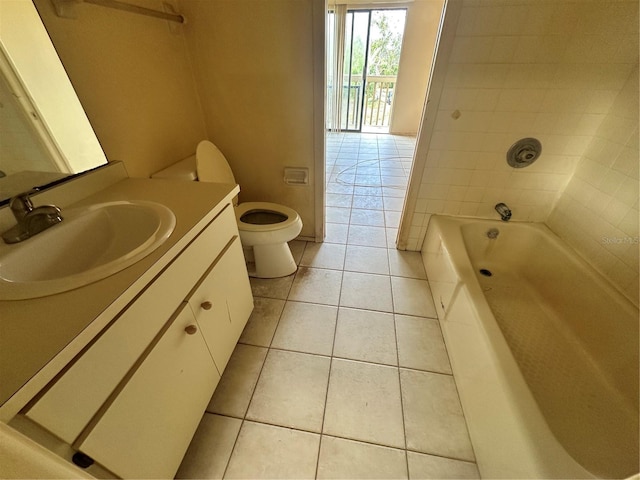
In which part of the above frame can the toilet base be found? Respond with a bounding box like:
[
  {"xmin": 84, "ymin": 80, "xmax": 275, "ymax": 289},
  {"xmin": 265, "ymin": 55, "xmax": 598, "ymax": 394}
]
[{"xmin": 246, "ymin": 242, "xmax": 297, "ymax": 278}]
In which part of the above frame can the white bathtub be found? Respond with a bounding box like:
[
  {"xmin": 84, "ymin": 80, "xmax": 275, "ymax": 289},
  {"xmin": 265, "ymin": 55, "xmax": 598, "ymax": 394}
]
[{"xmin": 422, "ymin": 215, "xmax": 639, "ymax": 479}]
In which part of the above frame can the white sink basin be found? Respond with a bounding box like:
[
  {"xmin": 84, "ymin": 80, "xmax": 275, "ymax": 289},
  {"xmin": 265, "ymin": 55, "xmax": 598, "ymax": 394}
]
[{"xmin": 0, "ymin": 201, "xmax": 176, "ymax": 300}]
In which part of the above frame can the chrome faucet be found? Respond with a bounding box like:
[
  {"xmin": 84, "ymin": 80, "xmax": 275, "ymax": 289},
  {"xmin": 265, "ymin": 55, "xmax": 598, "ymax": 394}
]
[
  {"xmin": 2, "ymin": 191, "xmax": 63, "ymax": 244},
  {"xmin": 495, "ymin": 202, "xmax": 512, "ymax": 221}
]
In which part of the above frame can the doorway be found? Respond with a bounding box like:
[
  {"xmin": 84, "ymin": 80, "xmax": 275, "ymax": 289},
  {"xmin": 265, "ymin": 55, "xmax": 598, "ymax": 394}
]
[{"xmin": 327, "ymin": 8, "xmax": 407, "ymax": 133}]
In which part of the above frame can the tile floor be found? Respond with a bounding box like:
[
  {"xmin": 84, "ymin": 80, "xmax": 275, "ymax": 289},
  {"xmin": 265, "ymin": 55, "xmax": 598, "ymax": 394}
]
[{"xmin": 176, "ymin": 133, "xmax": 480, "ymax": 479}]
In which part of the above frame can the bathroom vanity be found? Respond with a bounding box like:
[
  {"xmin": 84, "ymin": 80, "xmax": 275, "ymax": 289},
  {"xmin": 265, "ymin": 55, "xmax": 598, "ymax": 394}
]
[{"xmin": 0, "ymin": 163, "xmax": 254, "ymax": 478}]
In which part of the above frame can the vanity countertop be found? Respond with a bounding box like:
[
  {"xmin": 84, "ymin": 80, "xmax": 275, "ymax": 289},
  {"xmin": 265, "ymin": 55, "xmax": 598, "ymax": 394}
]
[{"xmin": 0, "ymin": 177, "xmax": 239, "ymax": 418}]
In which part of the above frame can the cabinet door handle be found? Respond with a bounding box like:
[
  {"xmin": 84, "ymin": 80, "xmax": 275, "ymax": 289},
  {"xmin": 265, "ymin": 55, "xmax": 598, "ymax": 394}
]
[
  {"xmin": 200, "ymin": 301, "xmax": 213, "ymax": 310},
  {"xmin": 184, "ymin": 325, "xmax": 198, "ymax": 335}
]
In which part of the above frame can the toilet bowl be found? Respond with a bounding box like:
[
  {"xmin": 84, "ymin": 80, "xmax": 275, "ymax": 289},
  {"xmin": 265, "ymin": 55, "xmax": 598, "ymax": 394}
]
[
  {"xmin": 234, "ymin": 202, "xmax": 302, "ymax": 278},
  {"xmin": 152, "ymin": 141, "xmax": 302, "ymax": 278}
]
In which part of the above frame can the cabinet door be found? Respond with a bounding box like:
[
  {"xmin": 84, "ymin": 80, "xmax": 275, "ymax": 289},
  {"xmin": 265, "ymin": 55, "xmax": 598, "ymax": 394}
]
[
  {"xmin": 78, "ymin": 303, "xmax": 219, "ymax": 479},
  {"xmin": 224, "ymin": 237, "xmax": 254, "ymax": 340},
  {"xmin": 188, "ymin": 236, "xmax": 253, "ymax": 374},
  {"xmin": 25, "ymin": 205, "xmax": 237, "ymax": 445}
]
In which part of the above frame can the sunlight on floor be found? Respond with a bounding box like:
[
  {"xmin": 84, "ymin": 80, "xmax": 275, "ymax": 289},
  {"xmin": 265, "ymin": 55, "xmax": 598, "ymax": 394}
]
[{"xmin": 175, "ymin": 133, "xmax": 480, "ymax": 480}]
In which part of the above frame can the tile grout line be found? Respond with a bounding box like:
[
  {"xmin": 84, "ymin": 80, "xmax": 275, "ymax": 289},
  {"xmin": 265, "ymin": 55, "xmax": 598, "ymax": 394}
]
[
  {"xmin": 211, "ymin": 411, "xmax": 479, "ymax": 468},
  {"xmin": 313, "ymin": 244, "xmax": 344, "ymax": 479},
  {"xmin": 299, "ymin": 238, "xmax": 334, "ymax": 480},
  {"xmin": 390, "ymin": 269, "xmax": 411, "ymax": 479},
  {"xmin": 220, "ymin": 251, "xmax": 307, "ymax": 479},
  {"xmin": 219, "ymin": 133, "xmax": 419, "ymax": 478},
  {"xmin": 313, "ymin": 300, "xmax": 340, "ymax": 479}
]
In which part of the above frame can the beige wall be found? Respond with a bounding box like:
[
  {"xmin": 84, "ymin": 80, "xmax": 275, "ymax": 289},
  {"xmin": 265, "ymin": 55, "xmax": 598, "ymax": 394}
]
[
  {"xmin": 179, "ymin": 0, "xmax": 320, "ymax": 238},
  {"xmin": 548, "ymin": 66, "xmax": 639, "ymax": 306},
  {"xmin": 401, "ymin": 0, "xmax": 638, "ymax": 251},
  {"xmin": 390, "ymin": 0, "xmax": 443, "ymax": 135},
  {"xmin": 34, "ymin": 0, "xmax": 207, "ymax": 178},
  {"xmin": 35, "ymin": 0, "xmax": 321, "ymax": 237}
]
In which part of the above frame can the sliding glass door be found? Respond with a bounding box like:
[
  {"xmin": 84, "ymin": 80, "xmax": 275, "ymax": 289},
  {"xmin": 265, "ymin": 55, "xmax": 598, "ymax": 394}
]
[
  {"xmin": 341, "ymin": 10, "xmax": 370, "ymax": 131},
  {"xmin": 327, "ymin": 8, "xmax": 407, "ymax": 133}
]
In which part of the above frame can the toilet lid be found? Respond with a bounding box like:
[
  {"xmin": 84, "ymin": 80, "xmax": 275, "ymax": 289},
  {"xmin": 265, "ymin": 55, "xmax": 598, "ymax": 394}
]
[
  {"xmin": 196, "ymin": 140, "xmax": 236, "ymax": 184},
  {"xmin": 235, "ymin": 202, "xmax": 301, "ymax": 233}
]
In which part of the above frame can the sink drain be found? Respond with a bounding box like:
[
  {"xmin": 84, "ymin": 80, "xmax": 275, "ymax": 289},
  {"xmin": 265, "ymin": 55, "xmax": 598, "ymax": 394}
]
[{"xmin": 479, "ymin": 269, "xmax": 492, "ymax": 277}]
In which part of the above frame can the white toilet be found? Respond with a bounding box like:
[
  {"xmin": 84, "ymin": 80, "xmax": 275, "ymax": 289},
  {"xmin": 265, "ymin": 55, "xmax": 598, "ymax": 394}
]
[{"xmin": 152, "ymin": 141, "xmax": 302, "ymax": 278}]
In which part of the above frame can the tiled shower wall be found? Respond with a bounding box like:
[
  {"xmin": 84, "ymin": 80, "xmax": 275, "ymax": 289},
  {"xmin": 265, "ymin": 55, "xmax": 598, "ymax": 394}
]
[
  {"xmin": 548, "ymin": 66, "xmax": 639, "ymax": 306},
  {"xmin": 404, "ymin": 0, "xmax": 639, "ymax": 251}
]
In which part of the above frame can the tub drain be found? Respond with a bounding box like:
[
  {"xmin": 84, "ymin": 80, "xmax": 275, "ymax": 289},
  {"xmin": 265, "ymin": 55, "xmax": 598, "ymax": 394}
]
[{"xmin": 479, "ymin": 269, "xmax": 492, "ymax": 277}]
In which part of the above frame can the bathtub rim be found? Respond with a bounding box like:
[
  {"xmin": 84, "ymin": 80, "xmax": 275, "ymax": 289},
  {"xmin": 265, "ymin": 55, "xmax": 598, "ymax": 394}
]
[{"xmin": 420, "ymin": 215, "xmax": 637, "ymax": 479}]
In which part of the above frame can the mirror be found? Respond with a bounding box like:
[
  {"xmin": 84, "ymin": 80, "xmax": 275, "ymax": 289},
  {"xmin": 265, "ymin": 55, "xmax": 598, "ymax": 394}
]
[{"xmin": 0, "ymin": 0, "xmax": 107, "ymax": 205}]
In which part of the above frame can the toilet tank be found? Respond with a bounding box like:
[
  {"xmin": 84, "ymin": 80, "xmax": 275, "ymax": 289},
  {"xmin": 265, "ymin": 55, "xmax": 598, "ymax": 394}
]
[{"xmin": 151, "ymin": 155, "xmax": 197, "ymax": 181}]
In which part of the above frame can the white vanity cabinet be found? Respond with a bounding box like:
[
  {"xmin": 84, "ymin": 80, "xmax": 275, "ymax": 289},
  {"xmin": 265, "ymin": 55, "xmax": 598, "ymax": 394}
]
[
  {"xmin": 77, "ymin": 302, "xmax": 219, "ymax": 479},
  {"xmin": 189, "ymin": 236, "xmax": 254, "ymax": 373},
  {"xmin": 18, "ymin": 201, "xmax": 254, "ymax": 479}
]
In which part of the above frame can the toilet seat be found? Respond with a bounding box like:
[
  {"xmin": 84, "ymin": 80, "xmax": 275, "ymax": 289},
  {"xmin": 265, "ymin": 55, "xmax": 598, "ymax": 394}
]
[
  {"xmin": 154, "ymin": 140, "xmax": 303, "ymax": 277},
  {"xmin": 235, "ymin": 202, "xmax": 301, "ymax": 233}
]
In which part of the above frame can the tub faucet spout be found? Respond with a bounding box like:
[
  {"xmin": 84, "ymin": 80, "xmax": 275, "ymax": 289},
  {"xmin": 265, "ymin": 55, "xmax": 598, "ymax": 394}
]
[{"xmin": 495, "ymin": 203, "xmax": 512, "ymax": 221}]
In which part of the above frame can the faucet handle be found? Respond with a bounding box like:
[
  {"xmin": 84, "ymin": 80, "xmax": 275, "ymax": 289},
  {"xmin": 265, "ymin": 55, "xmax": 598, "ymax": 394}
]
[
  {"xmin": 9, "ymin": 189, "xmax": 38, "ymax": 220},
  {"xmin": 494, "ymin": 202, "xmax": 512, "ymax": 221}
]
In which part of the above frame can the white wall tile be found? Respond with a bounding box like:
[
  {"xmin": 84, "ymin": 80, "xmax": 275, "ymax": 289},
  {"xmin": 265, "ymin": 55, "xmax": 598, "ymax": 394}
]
[
  {"xmin": 406, "ymin": 1, "xmax": 638, "ymax": 308},
  {"xmin": 548, "ymin": 65, "xmax": 639, "ymax": 306}
]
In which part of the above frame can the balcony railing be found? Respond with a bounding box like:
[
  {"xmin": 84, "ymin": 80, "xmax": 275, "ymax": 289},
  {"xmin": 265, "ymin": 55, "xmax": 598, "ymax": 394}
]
[
  {"xmin": 362, "ymin": 75, "xmax": 397, "ymax": 129},
  {"xmin": 332, "ymin": 75, "xmax": 397, "ymax": 131}
]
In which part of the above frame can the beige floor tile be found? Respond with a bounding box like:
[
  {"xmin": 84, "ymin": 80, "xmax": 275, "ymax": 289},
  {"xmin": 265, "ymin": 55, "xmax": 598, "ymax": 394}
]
[
  {"xmin": 246, "ymin": 350, "xmax": 330, "ymax": 432},
  {"xmin": 176, "ymin": 414, "xmax": 241, "ymax": 479},
  {"xmin": 350, "ymin": 208, "xmax": 386, "ymax": 227},
  {"xmin": 355, "ymin": 174, "xmax": 381, "ymax": 187},
  {"xmin": 239, "ymin": 297, "xmax": 285, "ymax": 347},
  {"xmin": 407, "ymin": 451, "xmax": 480, "ymax": 479},
  {"xmin": 288, "ymin": 267, "xmax": 343, "ymax": 306},
  {"xmin": 354, "ymin": 186, "xmax": 383, "ymax": 197},
  {"xmin": 387, "ymin": 227, "xmax": 399, "ymax": 247},
  {"xmin": 383, "ymin": 196, "xmax": 405, "ymax": 212},
  {"xmin": 378, "ymin": 159, "xmax": 402, "ymax": 168},
  {"xmin": 300, "ymin": 242, "xmax": 346, "ymax": 270},
  {"xmin": 207, "ymin": 344, "xmax": 268, "ymax": 418},
  {"xmin": 385, "ymin": 210, "xmax": 402, "ymax": 228},
  {"xmin": 391, "ymin": 277, "xmax": 437, "ymax": 317},
  {"xmin": 327, "ymin": 193, "xmax": 353, "ymax": 208},
  {"xmin": 271, "ymin": 301, "xmax": 337, "ymax": 356},
  {"xmin": 334, "ymin": 308, "xmax": 397, "ymax": 365},
  {"xmin": 382, "ymin": 176, "xmax": 407, "ymax": 189},
  {"xmin": 325, "ymin": 222, "xmax": 349, "ymax": 244},
  {"xmin": 348, "ymin": 225, "xmax": 387, "ymax": 247},
  {"xmin": 400, "ymin": 369, "xmax": 475, "ymax": 461},
  {"xmin": 289, "ymin": 240, "xmax": 307, "ymax": 265},
  {"xmin": 396, "ymin": 315, "xmax": 452, "ymax": 374},
  {"xmin": 326, "ymin": 182, "xmax": 354, "ymax": 195},
  {"xmin": 383, "ymin": 186, "xmax": 406, "ymax": 198},
  {"xmin": 356, "ymin": 165, "xmax": 379, "ymax": 175},
  {"xmin": 388, "ymin": 249, "xmax": 427, "ymax": 279},
  {"xmin": 250, "ymin": 274, "xmax": 294, "ymax": 300},
  {"xmin": 324, "ymin": 359, "xmax": 405, "ymax": 448},
  {"xmin": 326, "ymin": 206, "xmax": 352, "ymax": 224},
  {"xmin": 317, "ymin": 436, "xmax": 408, "ymax": 479},
  {"xmin": 224, "ymin": 421, "xmax": 320, "ymax": 479},
  {"xmin": 340, "ymin": 271, "xmax": 393, "ymax": 312},
  {"xmin": 352, "ymin": 195, "xmax": 384, "ymax": 210},
  {"xmin": 380, "ymin": 167, "xmax": 405, "ymax": 177},
  {"xmin": 344, "ymin": 245, "xmax": 390, "ymax": 275}
]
